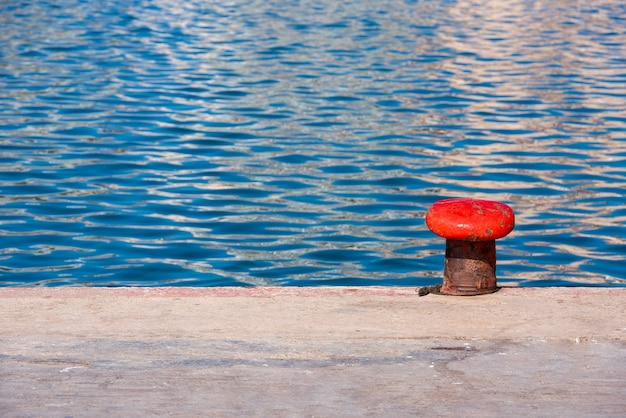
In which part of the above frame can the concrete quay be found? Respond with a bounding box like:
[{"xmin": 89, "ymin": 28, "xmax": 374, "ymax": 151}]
[{"xmin": 1, "ymin": 286, "xmax": 625, "ymax": 417}]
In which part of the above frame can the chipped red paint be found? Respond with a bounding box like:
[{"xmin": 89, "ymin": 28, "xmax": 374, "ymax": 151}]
[
  {"xmin": 425, "ymin": 198, "xmax": 515, "ymax": 296},
  {"xmin": 425, "ymin": 198, "xmax": 514, "ymax": 241}
]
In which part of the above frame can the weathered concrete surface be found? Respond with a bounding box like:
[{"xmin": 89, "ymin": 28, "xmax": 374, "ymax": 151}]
[{"xmin": 1, "ymin": 286, "xmax": 625, "ymax": 417}]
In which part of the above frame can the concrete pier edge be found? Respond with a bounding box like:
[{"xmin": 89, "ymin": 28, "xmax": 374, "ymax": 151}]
[{"xmin": 1, "ymin": 286, "xmax": 625, "ymax": 417}]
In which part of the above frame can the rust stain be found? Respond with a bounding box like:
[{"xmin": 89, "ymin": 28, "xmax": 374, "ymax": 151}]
[
  {"xmin": 471, "ymin": 202, "xmax": 484, "ymax": 215},
  {"xmin": 495, "ymin": 203, "xmax": 511, "ymax": 217}
]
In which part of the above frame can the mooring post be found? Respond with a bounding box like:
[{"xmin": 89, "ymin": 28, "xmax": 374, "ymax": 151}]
[{"xmin": 425, "ymin": 198, "xmax": 515, "ymax": 296}]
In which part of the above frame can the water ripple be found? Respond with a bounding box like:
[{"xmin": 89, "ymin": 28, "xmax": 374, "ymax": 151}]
[{"xmin": 0, "ymin": 0, "xmax": 625, "ymax": 287}]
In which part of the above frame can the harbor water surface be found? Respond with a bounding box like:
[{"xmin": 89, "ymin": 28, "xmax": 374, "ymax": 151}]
[{"xmin": 1, "ymin": 0, "xmax": 625, "ymax": 287}]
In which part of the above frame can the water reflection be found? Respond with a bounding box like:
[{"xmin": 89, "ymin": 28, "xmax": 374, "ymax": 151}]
[
  {"xmin": 0, "ymin": 0, "xmax": 625, "ymax": 286},
  {"xmin": 433, "ymin": 0, "xmax": 626, "ymax": 285}
]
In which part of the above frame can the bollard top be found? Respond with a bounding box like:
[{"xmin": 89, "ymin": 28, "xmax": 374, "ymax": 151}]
[{"xmin": 425, "ymin": 198, "xmax": 515, "ymax": 241}]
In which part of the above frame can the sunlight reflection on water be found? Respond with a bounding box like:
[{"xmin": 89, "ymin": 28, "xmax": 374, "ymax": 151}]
[{"xmin": 0, "ymin": 0, "xmax": 625, "ymax": 287}]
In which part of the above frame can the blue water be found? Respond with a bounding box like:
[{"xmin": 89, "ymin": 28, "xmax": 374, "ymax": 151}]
[{"xmin": 1, "ymin": 0, "xmax": 625, "ymax": 287}]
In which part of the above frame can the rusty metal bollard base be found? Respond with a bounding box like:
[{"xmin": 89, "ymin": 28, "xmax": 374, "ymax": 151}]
[{"xmin": 440, "ymin": 239, "xmax": 499, "ymax": 296}]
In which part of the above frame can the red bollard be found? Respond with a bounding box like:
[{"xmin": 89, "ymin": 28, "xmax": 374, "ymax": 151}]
[{"xmin": 425, "ymin": 198, "xmax": 515, "ymax": 296}]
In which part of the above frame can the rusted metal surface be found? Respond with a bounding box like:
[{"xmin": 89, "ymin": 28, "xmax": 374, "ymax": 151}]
[{"xmin": 440, "ymin": 239, "xmax": 499, "ymax": 295}]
